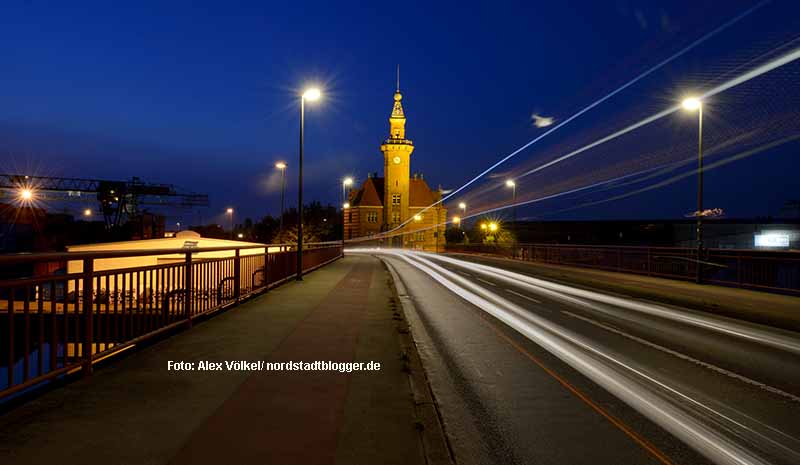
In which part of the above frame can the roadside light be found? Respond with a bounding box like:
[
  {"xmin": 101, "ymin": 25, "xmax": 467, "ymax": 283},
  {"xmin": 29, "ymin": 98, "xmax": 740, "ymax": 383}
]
[
  {"xmin": 505, "ymin": 179, "xmax": 515, "ymax": 187},
  {"xmin": 414, "ymin": 214, "xmax": 422, "ymax": 221},
  {"xmin": 237, "ymin": 233, "xmax": 244, "ymax": 239},
  {"xmin": 682, "ymin": 97, "xmax": 701, "ymax": 111},
  {"xmin": 303, "ymin": 88, "xmax": 321, "ymax": 101},
  {"xmin": 83, "ymin": 209, "xmax": 92, "ymax": 217},
  {"xmin": 343, "ymin": 202, "xmax": 350, "ymax": 209},
  {"xmin": 19, "ymin": 188, "xmax": 33, "ymax": 201},
  {"xmin": 489, "ymin": 222, "xmax": 498, "ymax": 232},
  {"xmin": 452, "ymin": 216, "xmax": 461, "ymax": 224},
  {"xmin": 480, "ymin": 223, "xmax": 487, "ymax": 230},
  {"xmin": 275, "ymin": 161, "xmax": 287, "ymax": 170}
]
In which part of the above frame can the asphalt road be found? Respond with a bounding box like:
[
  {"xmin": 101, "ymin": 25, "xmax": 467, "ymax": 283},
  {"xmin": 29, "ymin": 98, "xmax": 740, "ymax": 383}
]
[{"xmin": 353, "ymin": 249, "xmax": 800, "ymax": 465}]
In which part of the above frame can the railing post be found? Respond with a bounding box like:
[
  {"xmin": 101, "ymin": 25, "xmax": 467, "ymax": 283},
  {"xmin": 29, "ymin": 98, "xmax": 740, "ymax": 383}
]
[
  {"xmin": 82, "ymin": 258, "xmax": 94, "ymax": 376},
  {"xmin": 234, "ymin": 249, "xmax": 241, "ymax": 303},
  {"xmin": 264, "ymin": 247, "xmax": 270, "ymax": 289},
  {"xmin": 184, "ymin": 252, "xmax": 193, "ymax": 328}
]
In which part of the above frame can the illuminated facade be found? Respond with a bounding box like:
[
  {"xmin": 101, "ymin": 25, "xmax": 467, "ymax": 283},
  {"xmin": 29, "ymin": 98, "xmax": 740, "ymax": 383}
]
[{"xmin": 344, "ymin": 81, "xmax": 446, "ymax": 251}]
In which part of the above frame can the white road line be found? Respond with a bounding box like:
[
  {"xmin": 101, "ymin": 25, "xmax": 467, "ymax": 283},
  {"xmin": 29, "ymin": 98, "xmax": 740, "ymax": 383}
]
[
  {"xmin": 506, "ymin": 289, "xmax": 542, "ymax": 304},
  {"xmin": 476, "ymin": 277, "xmax": 497, "ymax": 287},
  {"xmin": 562, "ymin": 310, "xmax": 800, "ymax": 404}
]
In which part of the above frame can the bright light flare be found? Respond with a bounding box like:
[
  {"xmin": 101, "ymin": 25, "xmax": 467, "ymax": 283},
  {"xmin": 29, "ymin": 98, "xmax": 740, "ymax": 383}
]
[
  {"xmin": 682, "ymin": 97, "xmax": 702, "ymax": 111},
  {"xmin": 506, "ymin": 180, "xmax": 516, "ymax": 187},
  {"xmin": 452, "ymin": 216, "xmax": 461, "ymax": 224},
  {"xmin": 459, "ymin": 202, "xmax": 466, "ymax": 210},
  {"xmin": 237, "ymin": 233, "xmax": 244, "ymax": 239},
  {"xmin": 343, "ymin": 202, "xmax": 350, "ymax": 209},
  {"xmin": 275, "ymin": 162, "xmax": 287, "ymax": 169},
  {"xmin": 343, "ymin": 177, "xmax": 353, "ymax": 186},
  {"xmin": 489, "ymin": 222, "xmax": 498, "ymax": 232},
  {"xmin": 19, "ymin": 188, "xmax": 34, "ymax": 201},
  {"xmin": 83, "ymin": 209, "xmax": 92, "ymax": 217},
  {"xmin": 414, "ymin": 214, "xmax": 422, "ymax": 221},
  {"xmin": 226, "ymin": 208, "xmax": 234, "ymax": 214},
  {"xmin": 303, "ymin": 88, "xmax": 321, "ymax": 101}
]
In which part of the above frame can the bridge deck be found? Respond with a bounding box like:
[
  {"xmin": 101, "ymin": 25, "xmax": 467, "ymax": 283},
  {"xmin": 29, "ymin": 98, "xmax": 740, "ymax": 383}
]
[{"xmin": 0, "ymin": 255, "xmax": 425, "ymax": 465}]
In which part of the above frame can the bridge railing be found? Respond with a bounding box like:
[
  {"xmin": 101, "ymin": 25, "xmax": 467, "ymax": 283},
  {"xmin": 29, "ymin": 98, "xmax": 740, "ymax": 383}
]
[
  {"xmin": 445, "ymin": 243, "xmax": 800, "ymax": 296},
  {"xmin": 0, "ymin": 242, "xmax": 342, "ymax": 400}
]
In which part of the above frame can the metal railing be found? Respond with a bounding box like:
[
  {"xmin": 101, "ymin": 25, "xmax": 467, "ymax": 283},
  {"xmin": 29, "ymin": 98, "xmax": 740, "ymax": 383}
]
[
  {"xmin": 445, "ymin": 243, "xmax": 800, "ymax": 296},
  {"xmin": 0, "ymin": 242, "xmax": 342, "ymax": 400}
]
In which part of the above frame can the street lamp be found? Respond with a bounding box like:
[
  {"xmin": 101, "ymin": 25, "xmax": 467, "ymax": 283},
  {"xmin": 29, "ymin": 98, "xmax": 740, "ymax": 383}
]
[
  {"xmin": 297, "ymin": 87, "xmax": 322, "ymax": 281},
  {"xmin": 342, "ymin": 177, "xmax": 353, "ymax": 246},
  {"xmin": 489, "ymin": 222, "xmax": 498, "ymax": 232},
  {"xmin": 226, "ymin": 208, "xmax": 234, "ymax": 240},
  {"xmin": 682, "ymin": 96, "xmax": 704, "ymax": 283},
  {"xmin": 275, "ymin": 162, "xmax": 288, "ymax": 246},
  {"xmin": 452, "ymin": 216, "xmax": 460, "ymax": 225},
  {"xmin": 237, "ymin": 233, "xmax": 244, "ymax": 239},
  {"xmin": 506, "ymin": 179, "xmax": 518, "ymax": 253},
  {"xmin": 83, "ymin": 208, "xmax": 92, "ymax": 217},
  {"xmin": 19, "ymin": 188, "xmax": 33, "ymax": 202}
]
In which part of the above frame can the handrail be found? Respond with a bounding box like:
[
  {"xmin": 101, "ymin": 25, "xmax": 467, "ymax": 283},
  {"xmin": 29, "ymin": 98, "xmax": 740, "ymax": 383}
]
[{"xmin": 0, "ymin": 241, "xmax": 341, "ymax": 265}]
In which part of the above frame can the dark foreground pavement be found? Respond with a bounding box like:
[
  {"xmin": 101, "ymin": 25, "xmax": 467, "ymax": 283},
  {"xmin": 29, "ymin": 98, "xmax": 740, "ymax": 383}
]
[{"xmin": 0, "ymin": 255, "xmax": 428, "ymax": 465}]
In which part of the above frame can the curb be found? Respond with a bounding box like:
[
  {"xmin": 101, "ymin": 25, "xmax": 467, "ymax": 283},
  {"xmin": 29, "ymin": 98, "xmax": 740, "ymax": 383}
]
[{"xmin": 382, "ymin": 258, "xmax": 455, "ymax": 465}]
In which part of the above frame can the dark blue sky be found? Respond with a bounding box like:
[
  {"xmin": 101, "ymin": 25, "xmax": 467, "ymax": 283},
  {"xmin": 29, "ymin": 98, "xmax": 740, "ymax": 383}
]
[{"xmin": 2, "ymin": 1, "xmax": 798, "ymax": 225}]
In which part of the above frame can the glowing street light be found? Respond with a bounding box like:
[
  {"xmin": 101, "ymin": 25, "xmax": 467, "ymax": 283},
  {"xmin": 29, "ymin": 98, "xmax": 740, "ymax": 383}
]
[
  {"xmin": 480, "ymin": 223, "xmax": 487, "ymax": 230},
  {"xmin": 489, "ymin": 222, "xmax": 498, "ymax": 232},
  {"xmin": 237, "ymin": 233, "xmax": 244, "ymax": 239},
  {"xmin": 275, "ymin": 162, "xmax": 288, "ymax": 244},
  {"xmin": 83, "ymin": 208, "xmax": 92, "ymax": 217},
  {"xmin": 682, "ymin": 96, "xmax": 704, "ymax": 283},
  {"xmin": 226, "ymin": 208, "xmax": 234, "ymax": 239},
  {"xmin": 297, "ymin": 86, "xmax": 323, "ymax": 281},
  {"xmin": 19, "ymin": 188, "xmax": 33, "ymax": 201},
  {"xmin": 343, "ymin": 202, "xmax": 350, "ymax": 209},
  {"xmin": 452, "ymin": 216, "xmax": 461, "ymax": 225},
  {"xmin": 414, "ymin": 214, "xmax": 422, "ymax": 221},
  {"xmin": 506, "ymin": 179, "xmax": 518, "ymax": 250}
]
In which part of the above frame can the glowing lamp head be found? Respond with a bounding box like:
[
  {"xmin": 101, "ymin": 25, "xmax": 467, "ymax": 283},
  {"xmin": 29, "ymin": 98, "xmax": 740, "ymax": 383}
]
[
  {"xmin": 452, "ymin": 216, "xmax": 461, "ymax": 224},
  {"xmin": 343, "ymin": 177, "xmax": 353, "ymax": 186},
  {"xmin": 19, "ymin": 188, "xmax": 33, "ymax": 201},
  {"xmin": 480, "ymin": 223, "xmax": 487, "ymax": 230},
  {"xmin": 83, "ymin": 209, "xmax": 92, "ymax": 217},
  {"xmin": 237, "ymin": 233, "xmax": 244, "ymax": 239},
  {"xmin": 506, "ymin": 180, "xmax": 516, "ymax": 188},
  {"xmin": 226, "ymin": 208, "xmax": 234, "ymax": 214},
  {"xmin": 414, "ymin": 214, "xmax": 422, "ymax": 221},
  {"xmin": 459, "ymin": 202, "xmax": 466, "ymax": 210},
  {"xmin": 275, "ymin": 162, "xmax": 287, "ymax": 170},
  {"xmin": 682, "ymin": 97, "xmax": 701, "ymax": 111},
  {"xmin": 302, "ymin": 88, "xmax": 321, "ymax": 101},
  {"xmin": 343, "ymin": 202, "xmax": 350, "ymax": 209},
  {"xmin": 489, "ymin": 222, "xmax": 499, "ymax": 232}
]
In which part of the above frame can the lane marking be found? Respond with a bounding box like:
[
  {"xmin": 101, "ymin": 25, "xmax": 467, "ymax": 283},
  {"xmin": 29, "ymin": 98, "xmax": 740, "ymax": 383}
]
[
  {"xmin": 476, "ymin": 277, "xmax": 497, "ymax": 287},
  {"xmin": 562, "ymin": 310, "xmax": 800, "ymax": 404},
  {"xmin": 505, "ymin": 289, "xmax": 542, "ymax": 304},
  {"xmin": 477, "ymin": 311, "xmax": 677, "ymax": 465}
]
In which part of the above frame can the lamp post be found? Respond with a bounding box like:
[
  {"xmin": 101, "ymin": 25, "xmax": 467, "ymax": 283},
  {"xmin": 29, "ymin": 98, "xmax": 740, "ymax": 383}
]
[
  {"xmin": 682, "ymin": 97, "xmax": 704, "ymax": 283},
  {"xmin": 342, "ymin": 177, "xmax": 353, "ymax": 246},
  {"xmin": 297, "ymin": 87, "xmax": 321, "ymax": 281},
  {"xmin": 506, "ymin": 180, "xmax": 518, "ymax": 255},
  {"xmin": 226, "ymin": 208, "xmax": 234, "ymax": 239},
  {"xmin": 275, "ymin": 162, "xmax": 287, "ymax": 247}
]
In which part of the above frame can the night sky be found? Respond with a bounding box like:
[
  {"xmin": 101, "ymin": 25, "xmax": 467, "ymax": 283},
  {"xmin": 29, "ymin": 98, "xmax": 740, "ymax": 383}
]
[{"xmin": 2, "ymin": 1, "xmax": 799, "ymax": 226}]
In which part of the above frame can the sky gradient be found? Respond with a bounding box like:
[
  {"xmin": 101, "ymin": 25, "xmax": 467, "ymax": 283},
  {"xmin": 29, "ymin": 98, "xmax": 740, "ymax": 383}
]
[{"xmin": 2, "ymin": 1, "xmax": 799, "ymax": 226}]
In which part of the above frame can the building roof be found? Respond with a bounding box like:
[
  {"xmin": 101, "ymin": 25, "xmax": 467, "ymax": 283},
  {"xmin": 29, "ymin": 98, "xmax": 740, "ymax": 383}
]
[{"xmin": 348, "ymin": 176, "xmax": 440, "ymax": 208}]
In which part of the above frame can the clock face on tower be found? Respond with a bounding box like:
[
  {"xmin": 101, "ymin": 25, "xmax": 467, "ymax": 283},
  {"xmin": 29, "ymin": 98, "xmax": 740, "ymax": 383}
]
[{"xmin": 392, "ymin": 156, "xmax": 401, "ymax": 165}]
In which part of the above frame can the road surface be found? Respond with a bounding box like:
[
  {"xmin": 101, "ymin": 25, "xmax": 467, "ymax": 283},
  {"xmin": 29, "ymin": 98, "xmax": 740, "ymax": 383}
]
[{"xmin": 350, "ymin": 249, "xmax": 800, "ymax": 465}]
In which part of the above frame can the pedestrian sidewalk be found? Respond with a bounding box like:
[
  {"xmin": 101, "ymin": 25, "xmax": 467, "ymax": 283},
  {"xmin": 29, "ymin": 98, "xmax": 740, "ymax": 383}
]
[
  {"xmin": 0, "ymin": 255, "xmax": 427, "ymax": 465},
  {"xmin": 449, "ymin": 253, "xmax": 800, "ymax": 332}
]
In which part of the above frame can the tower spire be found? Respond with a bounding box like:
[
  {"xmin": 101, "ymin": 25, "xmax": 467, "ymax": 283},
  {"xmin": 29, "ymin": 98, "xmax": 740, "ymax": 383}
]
[{"xmin": 396, "ymin": 64, "xmax": 400, "ymax": 92}]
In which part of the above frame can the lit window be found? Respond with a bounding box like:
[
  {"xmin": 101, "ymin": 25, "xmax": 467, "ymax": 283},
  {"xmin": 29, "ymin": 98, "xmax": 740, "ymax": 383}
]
[
  {"xmin": 391, "ymin": 211, "xmax": 400, "ymax": 223},
  {"xmin": 392, "ymin": 194, "xmax": 401, "ymax": 206},
  {"xmin": 367, "ymin": 212, "xmax": 378, "ymax": 223}
]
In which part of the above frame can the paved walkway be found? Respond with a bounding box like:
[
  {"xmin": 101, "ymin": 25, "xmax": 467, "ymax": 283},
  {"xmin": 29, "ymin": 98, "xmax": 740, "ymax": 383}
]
[
  {"xmin": 0, "ymin": 255, "xmax": 425, "ymax": 465},
  {"xmin": 449, "ymin": 253, "xmax": 800, "ymax": 332}
]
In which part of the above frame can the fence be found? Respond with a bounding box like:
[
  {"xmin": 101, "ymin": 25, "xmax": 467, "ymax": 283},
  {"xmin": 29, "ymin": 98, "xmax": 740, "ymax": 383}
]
[
  {"xmin": 0, "ymin": 242, "xmax": 342, "ymax": 400},
  {"xmin": 445, "ymin": 243, "xmax": 800, "ymax": 296}
]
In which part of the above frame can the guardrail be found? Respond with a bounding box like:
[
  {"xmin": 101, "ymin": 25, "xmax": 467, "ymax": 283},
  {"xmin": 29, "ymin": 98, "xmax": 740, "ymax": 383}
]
[
  {"xmin": 0, "ymin": 242, "xmax": 342, "ymax": 400},
  {"xmin": 445, "ymin": 243, "xmax": 800, "ymax": 296}
]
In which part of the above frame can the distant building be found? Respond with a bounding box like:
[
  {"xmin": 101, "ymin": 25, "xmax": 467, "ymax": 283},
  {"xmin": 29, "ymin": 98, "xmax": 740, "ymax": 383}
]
[{"xmin": 344, "ymin": 81, "xmax": 446, "ymax": 251}]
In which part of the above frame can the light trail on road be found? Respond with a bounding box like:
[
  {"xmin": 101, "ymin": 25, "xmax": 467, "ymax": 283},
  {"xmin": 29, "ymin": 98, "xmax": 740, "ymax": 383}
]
[{"xmin": 349, "ymin": 248, "xmax": 800, "ymax": 465}]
